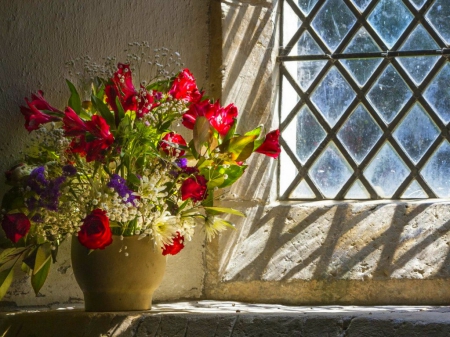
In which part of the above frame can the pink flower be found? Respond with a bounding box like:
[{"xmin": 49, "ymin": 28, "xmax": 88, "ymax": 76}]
[
  {"xmin": 1, "ymin": 213, "xmax": 31, "ymax": 243},
  {"xmin": 169, "ymin": 69, "xmax": 202, "ymax": 103},
  {"xmin": 159, "ymin": 132, "xmax": 187, "ymax": 157},
  {"xmin": 181, "ymin": 174, "xmax": 208, "ymax": 202},
  {"xmin": 255, "ymin": 130, "xmax": 281, "ymax": 159},
  {"xmin": 20, "ymin": 91, "xmax": 62, "ymax": 132},
  {"xmin": 162, "ymin": 232, "xmax": 185, "ymax": 256},
  {"xmin": 63, "ymin": 107, "xmax": 88, "ymax": 136},
  {"xmin": 77, "ymin": 209, "xmax": 113, "ymax": 250}
]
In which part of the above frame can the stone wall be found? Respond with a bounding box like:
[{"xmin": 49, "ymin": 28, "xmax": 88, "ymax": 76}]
[
  {"xmin": 204, "ymin": 0, "xmax": 450, "ymax": 305},
  {"xmin": 0, "ymin": 0, "xmax": 210, "ymax": 307}
]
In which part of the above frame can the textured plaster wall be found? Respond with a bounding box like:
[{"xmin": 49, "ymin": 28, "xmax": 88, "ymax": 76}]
[
  {"xmin": 205, "ymin": 0, "xmax": 450, "ymax": 304},
  {"xmin": 0, "ymin": 0, "xmax": 210, "ymax": 307}
]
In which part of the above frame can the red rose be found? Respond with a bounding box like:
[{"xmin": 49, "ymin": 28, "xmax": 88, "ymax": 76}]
[
  {"xmin": 169, "ymin": 69, "xmax": 202, "ymax": 103},
  {"xmin": 20, "ymin": 91, "xmax": 62, "ymax": 132},
  {"xmin": 77, "ymin": 209, "xmax": 113, "ymax": 250},
  {"xmin": 255, "ymin": 130, "xmax": 281, "ymax": 159},
  {"xmin": 162, "ymin": 232, "xmax": 185, "ymax": 256},
  {"xmin": 181, "ymin": 174, "xmax": 208, "ymax": 202},
  {"xmin": 159, "ymin": 132, "xmax": 187, "ymax": 157},
  {"xmin": 1, "ymin": 213, "xmax": 31, "ymax": 243}
]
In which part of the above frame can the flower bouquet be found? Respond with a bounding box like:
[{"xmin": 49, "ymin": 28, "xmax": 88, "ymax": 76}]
[{"xmin": 0, "ymin": 55, "xmax": 280, "ymax": 301}]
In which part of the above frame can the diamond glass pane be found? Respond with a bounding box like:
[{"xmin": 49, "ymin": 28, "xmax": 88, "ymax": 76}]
[
  {"xmin": 424, "ymin": 64, "xmax": 450, "ymax": 124},
  {"xmin": 284, "ymin": 105, "xmax": 326, "ymax": 165},
  {"xmin": 283, "ymin": 0, "xmax": 301, "ymax": 46},
  {"xmin": 364, "ymin": 142, "xmax": 411, "ymax": 198},
  {"xmin": 345, "ymin": 179, "xmax": 370, "ymax": 199},
  {"xmin": 398, "ymin": 25, "xmax": 440, "ymax": 85},
  {"xmin": 421, "ymin": 140, "xmax": 450, "ymax": 197},
  {"xmin": 409, "ymin": 0, "xmax": 426, "ymax": 9},
  {"xmin": 401, "ymin": 180, "xmax": 428, "ymax": 199},
  {"xmin": 367, "ymin": 0, "xmax": 414, "ymax": 49},
  {"xmin": 290, "ymin": 180, "xmax": 316, "ymax": 198},
  {"xmin": 426, "ymin": 0, "xmax": 450, "ymax": 44},
  {"xmin": 367, "ymin": 64, "xmax": 413, "ymax": 124},
  {"xmin": 341, "ymin": 28, "xmax": 383, "ymax": 87},
  {"xmin": 298, "ymin": 0, "xmax": 319, "ymax": 16},
  {"xmin": 311, "ymin": 0, "xmax": 356, "ymax": 52},
  {"xmin": 351, "ymin": 0, "xmax": 372, "ymax": 12},
  {"xmin": 281, "ymin": 76, "xmax": 300, "ymax": 123},
  {"xmin": 279, "ymin": 149, "xmax": 298, "ymax": 196},
  {"xmin": 288, "ymin": 32, "xmax": 327, "ymax": 90},
  {"xmin": 338, "ymin": 105, "xmax": 382, "ymax": 164},
  {"xmin": 311, "ymin": 67, "xmax": 356, "ymax": 127},
  {"xmin": 309, "ymin": 142, "xmax": 354, "ymax": 198},
  {"xmin": 393, "ymin": 104, "xmax": 439, "ymax": 164}
]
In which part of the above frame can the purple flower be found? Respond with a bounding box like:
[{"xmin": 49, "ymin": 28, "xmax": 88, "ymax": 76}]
[
  {"xmin": 175, "ymin": 158, "xmax": 188, "ymax": 169},
  {"xmin": 26, "ymin": 166, "xmax": 66, "ymax": 211},
  {"xmin": 107, "ymin": 174, "xmax": 137, "ymax": 204}
]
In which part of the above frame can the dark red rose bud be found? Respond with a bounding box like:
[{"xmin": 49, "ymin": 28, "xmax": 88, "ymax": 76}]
[
  {"xmin": 78, "ymin": 209, "xmax": 113, "ymax": 250},
  {"xmin": 181, "ymin": 174, "xmax": 208, "ymax": 202},
  {"xmin": 255, "ymin": 129, "xmax": 281, "ymax": 159},
  {"xmin": 1, "ymin": 213, "xmax": 31, "ymax": 243}
]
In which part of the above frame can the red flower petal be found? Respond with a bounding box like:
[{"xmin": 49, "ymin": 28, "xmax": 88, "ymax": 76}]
[
  {"xmin": 1, "ymin": 213, "xmax": 31, "ymax": 243},
  {"xmin": 20, "ymin": 91, "xmax": 62, "ymax": 132},
  {"xmin": 181, "ymin": 174, "xmax": 208, "ymax": 202},
  {"xmin": 77, "ymin": 209, "xmax": 113, "ymax": 250},
  {"xmin": 255, "ymin": 130, "xmax": 281, "ymax": 159},
  {"xmin": 162, "ymin": 232, "xmax": 185, "ymax": 256},
  {"xmin": 159, "ymin": 132, "xmax": 187, "ymax": 157},
  {"xmin": 169, "ymin": 69, "xmax": 202, "ymax": 103}
]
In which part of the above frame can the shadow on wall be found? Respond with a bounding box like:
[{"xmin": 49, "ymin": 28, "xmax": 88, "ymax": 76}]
[{"xmin": 218, "ymin": 201, "xmax": 450, "ymax": 283}]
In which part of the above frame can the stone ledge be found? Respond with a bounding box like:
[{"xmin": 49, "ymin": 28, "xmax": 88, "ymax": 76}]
[{"xmin": 1, "ymin": 301, "xmax": 450, "ymax": 336}]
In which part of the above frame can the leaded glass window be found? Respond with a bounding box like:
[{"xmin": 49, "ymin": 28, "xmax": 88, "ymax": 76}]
[{"xmin": 279, "ymin": 0, "xmax": 450, "ymax": 200}]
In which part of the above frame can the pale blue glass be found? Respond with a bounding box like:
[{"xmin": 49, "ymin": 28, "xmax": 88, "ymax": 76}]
[
  {"xmin": 341, "ymin": 28, "xmax": 383, "ymax": 87},
  {"xmin": 409, "ymin": 0, "xmax": 427, "ymax": 9},
  {"xmin": 338, "ymin": 105, "xmax": 382, "ymax": 164},
  {"xmin": 398, "ymin": 25, "xmax": 440, "ymax": 85},
  {"xmin": 311, "ymin": 67, "xmax": 356, "ymax": 127},
  {"xmin": 421, "ymin": 140, "xmax": 450, "ymax": 197},
  {"xmin": 367, "ymin": 0, "xmax": 413, "ymax": 49},
  {"xmin": 367, "ymin": 64, "xmax": 412, "ymax": 124},
  {"xmin": 424, "ymin": 64, "xmax": 450, "ymax": 124},
  {"xmin": 345, "ymin": 179, "xmax": 370, "ymax": 199},
  {"xmin": 401, "ymin": 180, "xmax": 428, "ymax": 199},
  {"xmin": 309, "ymin": 142, "xmax": 354, "ymax": 198},
  {"xmin": 393, "ymin": 104, "xmax": 439, "ymax": 164},
  {"xmin": 351, "ymin": 0, "xmax": 372, "ymax": 12},
  {"xmin": 311, "ymin": 0, "xmax": 356, "ymax": 51},
  {"xmin": 298, "ymin": 0, "xmax": 319, "ymax": 15},
  {"xmin": 426, "ymin": 0, "xmax": 450, "ymax": 44},
  {"xmin": 295, "ymin": 106, "xmax": 326, "ymax": 165},
  {"xmin": 364, "ymin": 142, "xmax": 410, "ymax": 198}
]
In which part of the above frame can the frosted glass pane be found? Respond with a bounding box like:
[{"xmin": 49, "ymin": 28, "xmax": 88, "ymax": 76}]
[
  {"xmin": 421, "ymin": 140, "xmax": 450, "ymax": 197},
  {"xmin": 281, "ymin": 76, "xmax": 300, "ymax": 123},
  {"xmin": 426, "ymin": 0, "xmax": 450, "ymax": 44},
  {"xmin": 345, "ymin": 179, "xmax": 370, "ymax": 199},
  {"xmin": 351, "ymin": 0, "xmax": 372, "ymax": 12},
  {"xmin": 280, "ymin": 150, "xmax": 298, "ymax": 196},
  {"xmin": 341, "ymin": 28, "xmax": 383, "ymax": 87},
  {"xmin": 311, "ymin": 67, "xmax": 356, "ymax": 127},
  {"xmin": 298, "ymin": 0, "xmax": 319, "ymax": 16},
  {"xmin": 311, "ymin": 0, "xmax": 356, "ymax": 52},
  {"xmin": 290, "ymin": 180, "xmax": 316, "ymax": 198},
  {"xmin": 283, "ymin": 0, "xmax": 301, "ymax": 45},
  {"xmin": 284, "ymin": 106, "xmax": 326, "ymax": 165},
  {"xmin": 338, "ymin": 105, "xmax": 382, "ymax": 164},
  {"xmin": 290, "ymin": 31, "xmax": 324, "ymax": 56},
  {"xmin": 409, "ymin": 0, "xmax": 426, "ymax": 9},
  {"xmin": 364, "ymin": 142, "xmax": 411, "ymax": 198},
  {"xmin": 309, "ymin": 142, "xmax": 354, "ymax": 198},
  {"xmin": 367, "ymin": 0, "xmax": 413, "ymax": 49},
  {"xmin": 398, "ymin": 25, "xmax": 440, "ymax": 85},
  {"xmin": 367, "ymin": 64, "xmax": 412, "ymax": 124},
  {"xmin": 424, "ymin": 64, "xmax": 450, "ymax": 124},
  {"xmin": 393, "ymin": 104, "xmax": 439, "ymax": 164},
  {"xmin": 401, "ymin": 180, "xmax": 428, "ymax": 199}
]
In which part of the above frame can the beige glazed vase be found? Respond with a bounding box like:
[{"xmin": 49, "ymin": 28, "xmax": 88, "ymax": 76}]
[{"xmin": 71, "ymin": 235, "xmax": 166, "ymax": 311}]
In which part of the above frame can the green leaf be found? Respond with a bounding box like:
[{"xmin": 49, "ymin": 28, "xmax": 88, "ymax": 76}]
[
  {"xmin": 127, "ymin": 173, "xmax": 141, "ymax": 187},
  {"xmin": 244, "ymin": 125, "xmax": 262, "ymax": 137},
  {"xmin": 193, "ymin": 116, "xmax": 213, "ymax": 154},
  {"xmin": 0, "ymin": 267, "xmax": 14, "ymax": 300},
  {"xmin": 91, "ymin": 95, "xmax": 116, "ymax": 129},
  {"xmin": 33, "ymin": 244, "xmax": 51, "ymax": 275},
  {"xmin": 218, "ymin": 164, "xmax": 247, "ymax": 188},
  {"xmin": 1, "ymin": 187, "xmax": 25, "ymax": 213},
  {"xmin": 223, "ymin": 118, "xmax": 237, "ymax": 142},
  {"xmin": 221, "ymin": 135, "xmax": 257, "ymax": 161},
  {"xmin": 31, "ymin": 256, "xmax": 51, "ymax": 295},
  {"xmin": 115, "ymin": 96, "xmax": 126, "ymax": 121},
  {"xmin": 204, "ymin": 207, "xmax": 246, "ymax": 217},
  {"xmin": 66, "ymin": 80, "xmax": 82, "ymax": 114}
]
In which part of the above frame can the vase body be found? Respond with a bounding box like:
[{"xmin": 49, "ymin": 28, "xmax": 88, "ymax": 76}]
[{"xmin": 71, "ymin": 235, "xmax": 166, "ymax": 311}]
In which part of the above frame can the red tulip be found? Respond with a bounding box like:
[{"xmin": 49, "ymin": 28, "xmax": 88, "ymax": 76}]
[
  {"xmin": 169, "ymin": 69, "xmax": 202, "ymax": 103},
  {"xmin": 206, "ymin": 102, "xmax": 238, "ymax": 136},
  {"xmin": 20, "ymin": 91, "xmax": 62, "ymax": 132},
  {"xmin": 63, "ymin": 107, "xmax": 88, "ymax": 136},
  {"xmin": 159, "ymin": 132, "xmax": 187, "ymax": 157},
  {"xmin": 181, "ymin": 174, "xmax": 208, "ymax": 202},
  {"xmin": 162, "ymin": 232, "xmax": 185, "ymax": 256},
  {"xmin": 255, "ymin": 130, "xmax": 281, "ymax": 159},
  {"xmin": 1, "ymin": 213, "xmax": 31, "ymax": 243}
]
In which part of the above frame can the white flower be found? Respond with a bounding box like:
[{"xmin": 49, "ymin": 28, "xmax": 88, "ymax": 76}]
[{"xmin": 151, "ymin": 212, "xmax": 179, "ymax": 248}]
